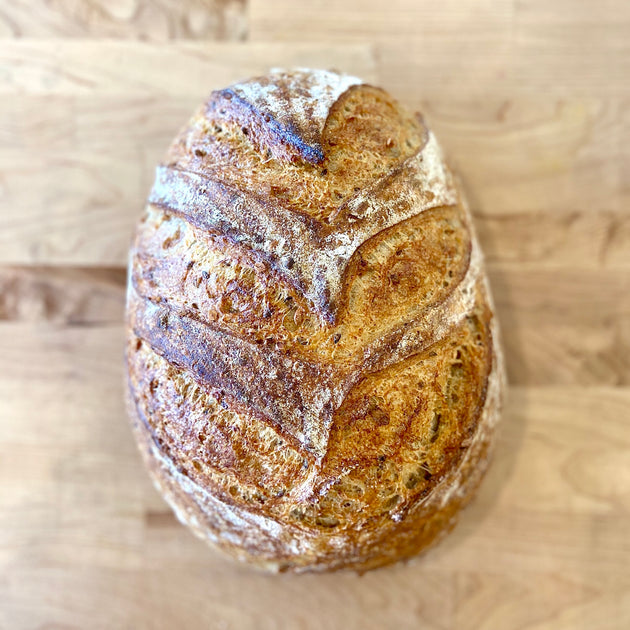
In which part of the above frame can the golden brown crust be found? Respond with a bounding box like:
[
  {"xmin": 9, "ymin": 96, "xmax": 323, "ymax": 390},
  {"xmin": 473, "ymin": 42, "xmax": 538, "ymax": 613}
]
[{"xmin": 125, "ymin": 69, "xmax": 505, "ymax": 572}]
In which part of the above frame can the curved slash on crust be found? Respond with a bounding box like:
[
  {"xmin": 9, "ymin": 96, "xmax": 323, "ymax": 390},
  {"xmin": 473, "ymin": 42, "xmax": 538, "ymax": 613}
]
[
  {"xmin": 126, "ymin": 377, "xmax": 298, "ymax": 559},
  {"xmin": 428, "ymin": 321, "xmax": 504, "ymax": 514},
  {"xmin": 148, "ymin": 132, "xmax": 458, "ymax": 324},
  {"xmin": 127, "ymin": 285, "xmax": 341, "ymax": 459},
  {"xmin": 209, "ymin": 69, "xmax": 363, "ymax": 166},
  {"xmin": 125, "ymin": 307, "xmax": 505, "ymax": 571},
  {"xmin": 360, "ymin": 235, "xmax": 481, "ymax": 376},
  {"xmin": 127, "ymin": 226, "xmax": 483, "ymax": 462}
]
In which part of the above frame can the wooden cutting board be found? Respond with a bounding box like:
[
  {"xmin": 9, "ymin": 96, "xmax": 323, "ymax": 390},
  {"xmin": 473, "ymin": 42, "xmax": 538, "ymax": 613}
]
[{"xmin": 1, "ymin": 1, "xmax": 629, "ymax": 628}]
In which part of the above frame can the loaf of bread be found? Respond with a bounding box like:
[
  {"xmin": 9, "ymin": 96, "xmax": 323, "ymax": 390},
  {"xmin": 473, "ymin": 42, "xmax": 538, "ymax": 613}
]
[{"xmin": 125, "ymin": 69, "xmax": 504, "ymax": 573}]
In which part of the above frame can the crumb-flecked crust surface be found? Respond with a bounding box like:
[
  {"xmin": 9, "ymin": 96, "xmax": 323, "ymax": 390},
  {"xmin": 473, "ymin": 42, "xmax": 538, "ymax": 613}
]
[{"xmin": 125, "ymin": 69, "xmax": 505, "ymax": 573}]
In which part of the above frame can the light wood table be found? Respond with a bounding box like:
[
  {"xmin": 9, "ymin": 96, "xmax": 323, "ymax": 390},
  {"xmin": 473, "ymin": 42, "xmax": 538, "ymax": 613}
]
[{"xmin": 1, "ymin": 1, "xmax": 629, "ymax": 628}]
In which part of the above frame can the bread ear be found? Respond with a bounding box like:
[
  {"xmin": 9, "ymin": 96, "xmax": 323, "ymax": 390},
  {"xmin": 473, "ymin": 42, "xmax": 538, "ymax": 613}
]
[{"xmin": 208, "ymin": 69, "xmax": 363, "ymax": 165}]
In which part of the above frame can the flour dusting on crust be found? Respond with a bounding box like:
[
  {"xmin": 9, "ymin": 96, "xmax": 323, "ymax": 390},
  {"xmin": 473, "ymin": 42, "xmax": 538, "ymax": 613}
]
[
  {"xmin": 214, "ymin": 69, "xmax": 362, "ymax": 165},
  {"xmin": 126, "ymin": 69, "xmax": 505, "ymax": 573}
]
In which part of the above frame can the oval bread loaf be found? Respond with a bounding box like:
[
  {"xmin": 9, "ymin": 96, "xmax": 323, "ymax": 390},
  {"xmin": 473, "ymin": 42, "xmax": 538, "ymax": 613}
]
[{"xmin": 125, "ymin": 69, "xmax": 505, "ymax": 573}]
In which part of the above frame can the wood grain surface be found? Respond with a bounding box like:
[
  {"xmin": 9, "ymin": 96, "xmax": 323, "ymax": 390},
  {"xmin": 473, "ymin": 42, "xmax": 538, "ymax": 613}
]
[{"xmin": 0, "ymin": 1, "xmax": 629, "ymax": 628}]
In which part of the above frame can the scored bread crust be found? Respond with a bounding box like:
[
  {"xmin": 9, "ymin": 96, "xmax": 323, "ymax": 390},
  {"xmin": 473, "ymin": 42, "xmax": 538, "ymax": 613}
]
[{"xmin": 125, "ymin": 69, "xmax": 505, "ymax": 573}]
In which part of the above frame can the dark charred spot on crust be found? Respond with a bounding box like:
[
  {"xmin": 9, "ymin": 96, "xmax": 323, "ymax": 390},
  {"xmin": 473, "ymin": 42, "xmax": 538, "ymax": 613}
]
[{"xmin": 158, "ymin": 311, "xmax": 169, "ymax": 330}]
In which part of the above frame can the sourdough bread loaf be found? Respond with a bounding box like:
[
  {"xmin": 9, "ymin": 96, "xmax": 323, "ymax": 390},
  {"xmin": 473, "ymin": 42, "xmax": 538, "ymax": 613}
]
[{"xmin": 125, "ymin": 69, "xmax": 505, "ymax": 573}]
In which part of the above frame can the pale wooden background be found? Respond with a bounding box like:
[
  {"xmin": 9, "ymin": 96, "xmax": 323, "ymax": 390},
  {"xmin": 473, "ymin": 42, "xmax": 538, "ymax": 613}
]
[{"xmin": 1, "ymin": 1, "xmax": 629, "ymax": 629}]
